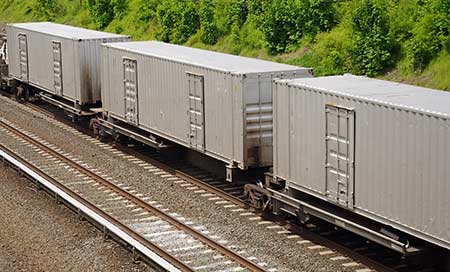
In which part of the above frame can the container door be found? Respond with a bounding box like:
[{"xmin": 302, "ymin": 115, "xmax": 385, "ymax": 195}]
[
  {"xmin": 187, "ymin": 72, "xmax": 205, "ymax": 151},
  {"xmin": 52, "ymin": 41, "xmax": 63, "ymax": 96},
  {"xmin": 18, "ymin": 34, "xmax": 28, "ymax": 81},
  {"xmin": 123, "ymin": 58, "xmax": 138, "ymax": 125},
  {"xmin": 325, "ymin": 104, "xmax": 355, "ymax": 209}
]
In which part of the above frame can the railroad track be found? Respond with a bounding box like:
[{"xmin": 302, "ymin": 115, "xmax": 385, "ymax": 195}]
[
  {"xmin": 92, "ymin": 134, "xmax": 441, "ymax": 272},
  {"xmin": 0, "ymin": 95, "xmax": 442, "ymax": 272},
  {"xmin": 0, "ymin": 117, "xmax": 270, "ymax": 272}
]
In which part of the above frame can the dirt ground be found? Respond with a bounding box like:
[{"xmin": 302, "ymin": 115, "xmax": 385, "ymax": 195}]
[{"xmin": 0, "ymin": 165, "xmax": 154, "ymax": 272}]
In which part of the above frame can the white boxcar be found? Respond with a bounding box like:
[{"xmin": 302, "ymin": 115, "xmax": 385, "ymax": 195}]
[
  {"xmin": 7, "ymin": 22, "xmax": 129, "ymax": 105},
  {"xmin": 273, "ymin": 74, "xmax": 450, "ymax": 251},
  {"xmin": 101, "ymin": 41, "xmax": 312, "ymax": 170}
]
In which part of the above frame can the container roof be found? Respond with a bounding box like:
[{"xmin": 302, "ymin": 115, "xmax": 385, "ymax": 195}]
[
  {"xmin": 104, "ymin": 41, "xmax": 307, "ymax": 74},
  {"xmin": 8, "ymin": 22, "xmax": 128, "ymax": 40},
  {"xmin": 282, "ymin": 75, "xmax": 450, "ymax": 117}
]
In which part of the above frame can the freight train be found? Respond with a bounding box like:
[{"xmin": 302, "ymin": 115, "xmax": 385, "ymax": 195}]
[{"xmin": 1, "ymin": 22, "xmax": 449, "ymax": 261}]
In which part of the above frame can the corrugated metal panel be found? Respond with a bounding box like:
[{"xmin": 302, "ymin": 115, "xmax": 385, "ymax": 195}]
[
  {"xmin": 8, "ymin": 22, "xmax": 127, "ymax": 40},
  {"xmin": 273, "ymin": 75, "xmax": 450, "ymax": 249},
  {"xmin": 102, "ymin": 42, "xmax": 312, "ymax": 169},
  {"xmin": 285, "ymin": 75, "xmax": 450, "ymax": 117},
  {"xmin": 104, "ymin": 41, "xmax": 304, "ymax": 74},
  {"xmin": 7, "ymin": 23, "xmax": 129, "ymax": 104}
]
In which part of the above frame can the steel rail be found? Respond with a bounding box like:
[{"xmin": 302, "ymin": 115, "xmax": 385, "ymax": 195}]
[
  {"xmin": 0, "ymin": 143, "xmax": 189, "ymax": 272},
  {"xmin": 110, "ymin": 145, "xmax": 400, "ymax": 272},
  {"xmin": 115, "ymin": 144, "xmax": 252, "ymax": 210},
  {"xmin": 0, "ymin": 119, "xmax": 267, "ymax": 272},
  {"xmin": 2, "ymin": 99, "xmax": 416, "ymax": 271},
  {"xmin": 11, "ymin": 97, "xmax": 252, "ymax": 210}
]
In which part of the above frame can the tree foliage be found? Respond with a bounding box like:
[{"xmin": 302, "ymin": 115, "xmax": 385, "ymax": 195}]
[
  {"xmin": 406, "ymin": 0, "xmax": 450, "ymax": 70},
  {"xmin": 261, "ymin": 0, "xmax": 336, "ymax": 54},
  {"xmin": 33, "ymin": 0, "xmax": 63, "ymax": 20},
  {"xmin": 87, "ymin": 0, "xmax": 128, "ymax": 29},
  {"xmin": 30, "ymin": 0, "xmax": 448, "ymax": 86},
  {"xmin": 199, "ymin": 0, "xmax": 219, "ymax": 44},
  {"xmin": 351, "ymin": 0, "xmax": 395, "ymax": 76},
  {"xmin": 156, "ymin": 0, "xmax": 199, "ymax": 44}
]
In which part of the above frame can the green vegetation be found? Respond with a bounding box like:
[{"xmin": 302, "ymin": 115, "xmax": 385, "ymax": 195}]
[{"xmin": 1, "ymin": 0, "xmax": 449, "ymax": 90}]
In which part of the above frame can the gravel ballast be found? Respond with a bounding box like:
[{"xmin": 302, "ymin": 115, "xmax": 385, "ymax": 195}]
[
  {"xmin": 0, "ymin": 164, "xmax": 153, "ymax": 272},
  {"xmin": 0, "ymin": 96, "xmax": 370, "ymax": 271}
]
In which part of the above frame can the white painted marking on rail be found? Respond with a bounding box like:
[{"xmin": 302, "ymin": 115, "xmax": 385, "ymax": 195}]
[
  {"xmin": 194, "ymin": 190, "xmax": 206, "ymax": 193},
  {"xmin": 208, "ymin": 197, "xmax": 222, "ymax": 201},
  {"xmin": 215, "ymin": 200, "xmax": 228, "ymax": 204},
  {"xmin": 257, "ymin": 221, "xmax": 272, "ymax": 225},
  {"xmin": 174, "ymin": 180, "xmax": 185, "ymax": 184},
  {"xmin": 180, "ymin": 183, "xmax": 191, "ymax": 187},
  {"xmin": 248, "ymin": 217, "xmax": 261, "ymax": 221},
  {"xmin": 186, "ymin": 186, "xmax": 198, "ymax": 190},
  {"xmin": 297, "ymin": 240, "xmax": 311, "ymax": 244},
  {"xmin": 287, "ymin": 235, "xmax": 300, "ymax": 239},
  {"xmin": 277, "ymin": 230, "xmax": 291, "ymax": 234}
]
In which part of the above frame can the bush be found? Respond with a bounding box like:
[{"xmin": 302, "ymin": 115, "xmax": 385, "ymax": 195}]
[
  {"xmin": 261, "ymin": 0, "xmax": 336, "ymax": 54},
  {"xmin": 86, "ymin": 0, "xmax": 114, "ymax": 29},
  {"xmin": 156, "ymin": 0, "xmax": 199, "ymax": 44},
  {"xmin": 112, "ymin": 0, "xmax": 127, "ymax": 19},
  {"xmin": 351, "ymin": 0, "xmax": 395, "ymax": 76},
  {"xmin": 406, "ymin": 0, "xmax": 450, "ymax": 70},
  {"xmin": 310, "ymin": 25, "xmax": 353, "ymax": 75},
  {"xmin": 261, "ymin": 0, "xmax": 300, "ymax": 54},
  {"xmin": 33, "ymin": 0, "xmax": 62, "ymax": 20},
  {"xmin": 86, "ymin": 0, "xmax": 128, "ymax": 29},
  {"xmin": 199, "ymin": 0, "xmax": 220, "ymax": 44},
  {"xmin": 138, "ymin": 0, "xmax": 159, "ymax": 22}
]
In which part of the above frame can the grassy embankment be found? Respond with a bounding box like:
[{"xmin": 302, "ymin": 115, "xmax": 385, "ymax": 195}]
[{"xmin": 1, "ymin": 0, "xmax": 449, "ymax": 90}]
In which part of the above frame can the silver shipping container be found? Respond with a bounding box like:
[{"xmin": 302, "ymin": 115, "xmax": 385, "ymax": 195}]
[
  {"xmin": 7, "ymin": 22, "xmax": 129, "ymax": 105},
  {"xmin": 101, "ymin": 41, "xmax": 312, "ymax": 169},
  {"xmin": 273, "ymin": 74, "xmax": 450, "ymax": 250}
]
